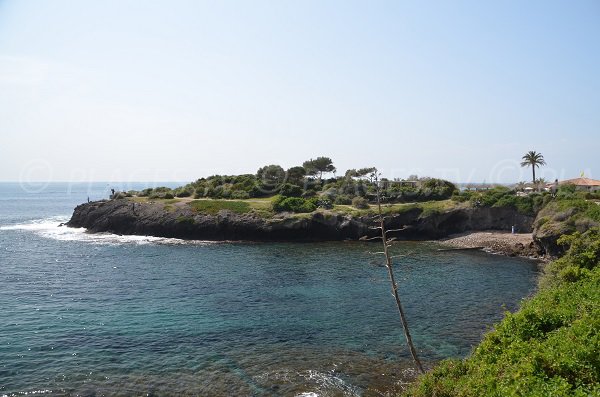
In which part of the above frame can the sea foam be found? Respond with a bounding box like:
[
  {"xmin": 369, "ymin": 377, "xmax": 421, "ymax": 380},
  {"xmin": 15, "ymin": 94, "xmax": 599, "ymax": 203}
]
[{"xmin": 0, "ymin": 217, "xmax": 214, "ymax": 246}]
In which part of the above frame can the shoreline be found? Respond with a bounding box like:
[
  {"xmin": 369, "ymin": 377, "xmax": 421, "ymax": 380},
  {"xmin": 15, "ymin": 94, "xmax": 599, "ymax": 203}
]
[
  {"xmin": 438, "ymin": 231, "xmax": 546, "ymax": 261},
  {"xmin": 66, "ymin": 199, "xmax": 537, "ymax": 244}
]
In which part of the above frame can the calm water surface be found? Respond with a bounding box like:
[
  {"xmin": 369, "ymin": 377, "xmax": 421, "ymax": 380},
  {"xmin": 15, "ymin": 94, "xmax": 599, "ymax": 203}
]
[{"xmin": 0, "ymin": 183, "xmax": 539, "ymax": 396}]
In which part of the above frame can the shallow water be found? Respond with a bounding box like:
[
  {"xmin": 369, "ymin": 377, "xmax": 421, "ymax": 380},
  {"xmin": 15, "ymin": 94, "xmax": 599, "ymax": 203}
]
[{"xmin": 0, "ymin": 183, "xmax": 539, "ymax": 396}]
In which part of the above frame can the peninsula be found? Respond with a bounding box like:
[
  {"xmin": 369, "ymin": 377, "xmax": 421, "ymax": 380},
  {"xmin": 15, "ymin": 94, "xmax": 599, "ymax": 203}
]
[{"xmin": 67, "ymin": 159, "xmax": 599, "ymax": 257}]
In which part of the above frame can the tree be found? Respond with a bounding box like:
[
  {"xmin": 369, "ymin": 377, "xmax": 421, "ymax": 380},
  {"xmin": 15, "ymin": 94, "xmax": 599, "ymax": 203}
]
[
  {"xmin": 356, "ymin": 167, "xmax": 377, "ymax": 183},
  {"xmin": 520, "ymin": 151, "xmax": 546, "ymax": 184},
  {"xmin": 302, "ymin": 157, "xmax": 336, "ymax": 181},
  {"xmin": 256, "ymin": 165, "xmax": 286, "ymax": 191},
  {"xmin": 371, "ymin": 171, "xmax": 425, "ymax": 373},
  {"xmin": 285, "ymin": 166, "xmax": 306, "ymax": 186},
  {"xmin": 344, "ymin": 169, "xmax": 358, "ymax": 178}
]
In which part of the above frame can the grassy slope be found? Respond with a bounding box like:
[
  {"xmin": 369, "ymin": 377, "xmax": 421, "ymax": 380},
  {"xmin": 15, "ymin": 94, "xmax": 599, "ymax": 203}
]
[
  {"xmin": 404, "ymin": 229, "xmax": 600, "ymax": 397},
  {"xmin": 126, "ymin": 196, "xmax": 463, "ymax": 218},
  {"xmin": 535, "ymin": 198, "xmax": 600, "ymax": 237}
]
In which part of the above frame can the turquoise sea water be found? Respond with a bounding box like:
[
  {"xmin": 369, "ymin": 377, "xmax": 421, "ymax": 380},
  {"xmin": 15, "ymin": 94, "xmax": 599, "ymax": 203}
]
[{"xmin": 0, "ymin": 183, "xmax": 539, "ymax": 396}]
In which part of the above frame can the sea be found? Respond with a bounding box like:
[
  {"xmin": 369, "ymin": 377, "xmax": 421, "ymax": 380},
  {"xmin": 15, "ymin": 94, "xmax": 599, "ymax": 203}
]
[{"xmin": 0, "ymin": 182, "xmax": 540, "ymax": 396}]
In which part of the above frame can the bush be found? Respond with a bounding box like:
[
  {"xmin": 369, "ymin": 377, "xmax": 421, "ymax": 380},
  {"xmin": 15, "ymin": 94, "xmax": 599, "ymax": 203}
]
[
  {"xmin": 174, "ymin": 189, "xmax": 192, "ymax": 198},
  {"xmin": 279, "ymin": 183, "xmax": 303, "ymax": 197},
  {"xmin": 352, "ymin": 196, "xmax": 370, "ymax": 209},
  {"xmin": 406, "ymin": 229, "xmax": 600, "ymax": 397},
  {"xmin": 314, "ymin": 198, "xmax": 333, "ymax": 209},
  {"xmin": 301, "ymin": 189, "xmax": 317, "ymax": 198},
  {"xmin": 163, "ymin": 192, "xmax": 174, "ymax": 199},
  {"xmin": 140, "ymin": 188, "xmax": 154, "ymax": 197},
  {"xmin": 451, "ymin": 191, "xmax": 473, "ymax": 202},
  {"xmin": 272, "ymin": 195, "xmax": 317, "ymax": 213},
  {"xmin": 515, "ymin": 197, "xmax": 534, "ymax": 215},
  {"xmin": 334, "ymin": 195, "xmax": 353, "ymax": 205},
  {"xmin": 230, "ymin": 190, "xmax": 250, "ymax": 199}
]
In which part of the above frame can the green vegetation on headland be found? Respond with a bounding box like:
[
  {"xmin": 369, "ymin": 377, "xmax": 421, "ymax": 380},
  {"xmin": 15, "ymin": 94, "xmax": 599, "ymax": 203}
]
[
  {"xmin": 404, "ymin": 228, "xmax": 600, "ymax": 397},
  {"xmin": 118, "ymin": 157, "xmax": 460, "ymax": 213}
]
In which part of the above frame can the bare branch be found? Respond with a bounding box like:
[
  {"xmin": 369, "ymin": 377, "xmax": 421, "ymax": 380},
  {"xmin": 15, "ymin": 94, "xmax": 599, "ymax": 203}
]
[{"xmin": 386, "ymin": 228, "xmax": 406, "ymax": 233}]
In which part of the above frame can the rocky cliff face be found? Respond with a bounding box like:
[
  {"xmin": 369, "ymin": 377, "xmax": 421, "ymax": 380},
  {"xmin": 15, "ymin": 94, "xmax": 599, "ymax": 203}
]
[{"xmin": 67, "ymin": 199, "xmax": 535, "ymax": 242}]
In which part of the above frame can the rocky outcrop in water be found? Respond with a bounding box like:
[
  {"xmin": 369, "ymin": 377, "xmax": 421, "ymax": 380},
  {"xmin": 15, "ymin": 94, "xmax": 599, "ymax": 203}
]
[{"xmin": 67, "ymin": 199, "xmax": 535, "ymax": 242}]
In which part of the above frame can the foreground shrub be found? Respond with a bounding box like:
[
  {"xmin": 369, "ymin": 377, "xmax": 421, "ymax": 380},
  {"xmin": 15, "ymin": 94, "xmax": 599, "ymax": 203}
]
[{"xmin": 405, "ymin": 229, "xmax": 600, "ymax": 397}]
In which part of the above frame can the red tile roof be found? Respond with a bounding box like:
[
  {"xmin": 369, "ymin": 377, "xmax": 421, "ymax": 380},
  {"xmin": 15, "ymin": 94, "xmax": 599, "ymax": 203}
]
[{"xmin": 559, "ymin": 177, "xmax": 600, "ymax": 187}]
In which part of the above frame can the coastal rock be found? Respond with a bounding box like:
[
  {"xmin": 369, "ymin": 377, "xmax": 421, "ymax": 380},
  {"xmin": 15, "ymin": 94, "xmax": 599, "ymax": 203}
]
[{"xmin": 67, "ymin": 199, "xmax": 536, "ymax": 243}]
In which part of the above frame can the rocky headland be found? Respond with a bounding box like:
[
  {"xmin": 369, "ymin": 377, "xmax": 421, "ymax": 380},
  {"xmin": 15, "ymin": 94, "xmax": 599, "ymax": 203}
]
[{"xmin": 67, "ymin": 198, "xmax": 537, "ymax": 247}]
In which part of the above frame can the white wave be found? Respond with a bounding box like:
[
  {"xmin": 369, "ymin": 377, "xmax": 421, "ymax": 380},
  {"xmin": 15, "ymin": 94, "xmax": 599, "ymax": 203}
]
[
  {"xmin": 1, "ymin": 389, "xmax": 54, "ymax": 397},
  {"xmin": 258, "ymin": 368, "xmax": 360, "ymax": 397},
  {"xmin": 0, "ymin": 217, "xmax": 214, "ymax": 246}
]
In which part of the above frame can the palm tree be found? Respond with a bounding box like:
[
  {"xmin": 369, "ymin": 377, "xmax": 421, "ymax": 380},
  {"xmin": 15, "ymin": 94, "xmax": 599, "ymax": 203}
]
[
  {"xmin": 515, "ymin": 181, "xmax": 527, "ymax": 192},
  {"xmin": 520, "ymin": 151, "xmax": 546, "ymax": 184}
]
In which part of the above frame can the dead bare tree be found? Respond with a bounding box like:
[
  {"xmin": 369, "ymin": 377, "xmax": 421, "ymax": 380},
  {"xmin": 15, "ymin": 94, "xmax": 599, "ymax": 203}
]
[{"xmin": 370, "ymin": 171, "xmax": 425, "ymax": 374}]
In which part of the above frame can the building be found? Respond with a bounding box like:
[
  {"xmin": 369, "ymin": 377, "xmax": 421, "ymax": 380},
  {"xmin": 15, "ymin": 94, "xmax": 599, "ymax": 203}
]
[{"xmin": 559, "ymin": 177, "xmax": 600, "ymax": 192}]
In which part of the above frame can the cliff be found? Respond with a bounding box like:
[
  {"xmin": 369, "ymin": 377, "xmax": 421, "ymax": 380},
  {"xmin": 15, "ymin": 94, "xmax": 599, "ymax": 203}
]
[{"xmin": 67, "ymin": 199, "xmax": 535, "ymax": 242}]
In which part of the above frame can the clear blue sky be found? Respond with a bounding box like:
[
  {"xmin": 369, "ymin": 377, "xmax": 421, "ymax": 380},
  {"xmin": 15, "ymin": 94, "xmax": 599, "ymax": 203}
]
[{"xmin": 1, "ymin": 0, "xmax": 598, "ymax": 183}]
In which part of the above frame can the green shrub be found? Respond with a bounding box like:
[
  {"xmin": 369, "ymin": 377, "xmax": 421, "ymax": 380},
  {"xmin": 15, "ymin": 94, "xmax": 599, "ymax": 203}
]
[
  {"xmin": 515, "ymin": 197, "xmax": 534, "ymax": 215},
  {"xmin": 558, "ymin": 183, "xmax": 577, "ymax": 195},
  {"xmin": 476, "ymin": 186, "xmax": 512, "ymax": 207},
  {"xmin": 272, "ymin": 195, "xmax": 317, "ymax": 213},
  {"xmin": 334, "ymin": 195, "xmax": 353, "ymax": 205},
  {"xmin": 405, "ymin": 229, "xmax": 600, "ymax": 397},
  {"xmin": 451, "ymin": 191, "xmax": 473, "ymax": 202},
  {"xmin": 279, "ymin": 183, "xmax": 303, "ymax": 197},
  {"xmin": 140, "ymin": 188, "xmax": 154, "ymax": 197},
  {"xmin": 230, "ymin": 190, "xmax": 250, "ymax": 199},
  {"xmin": 352, "ymin": 196, "xmax": 370, "ymax": 209},
  {"xmin": 174, "ymin": 189, "xmax": 192, "ymax": 198}
]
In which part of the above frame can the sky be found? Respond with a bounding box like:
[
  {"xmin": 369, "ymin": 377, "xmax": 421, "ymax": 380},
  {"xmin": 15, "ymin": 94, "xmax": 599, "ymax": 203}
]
[{"xmin": 1, "ymin": 0, "xmax": 599, "ymax": 184}]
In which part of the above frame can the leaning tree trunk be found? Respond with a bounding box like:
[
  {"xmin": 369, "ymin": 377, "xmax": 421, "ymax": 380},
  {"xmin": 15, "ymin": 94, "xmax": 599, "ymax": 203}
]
[{"xmin": 374, "ymin": 177, "xmax": 425, "ymax": 374}]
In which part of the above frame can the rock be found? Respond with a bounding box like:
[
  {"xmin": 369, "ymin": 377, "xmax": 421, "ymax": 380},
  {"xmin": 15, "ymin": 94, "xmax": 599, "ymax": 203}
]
[{"xmin": 67, "ymin": 200, "xmax": 537, "ymax": 243}]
